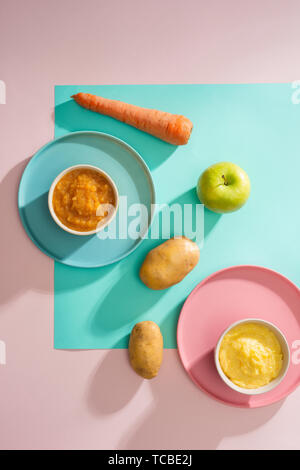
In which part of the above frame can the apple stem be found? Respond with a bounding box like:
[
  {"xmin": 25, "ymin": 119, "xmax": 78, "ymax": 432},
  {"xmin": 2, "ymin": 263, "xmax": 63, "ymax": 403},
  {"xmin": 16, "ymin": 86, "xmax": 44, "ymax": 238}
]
[{"xmin": 222, "ymin": 174, "xmax": 228, "ymax": 186}]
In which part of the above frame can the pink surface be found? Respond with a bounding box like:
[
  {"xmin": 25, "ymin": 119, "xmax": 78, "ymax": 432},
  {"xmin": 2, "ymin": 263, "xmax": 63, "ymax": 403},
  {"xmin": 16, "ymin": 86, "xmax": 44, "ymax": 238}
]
[
  {"xmin": 0, "ymin": 0, "xmax": 300, "ymax": 450},
  {"xmin": 178, "ymin": 266, "xmax": 300, "ymax": 408}
]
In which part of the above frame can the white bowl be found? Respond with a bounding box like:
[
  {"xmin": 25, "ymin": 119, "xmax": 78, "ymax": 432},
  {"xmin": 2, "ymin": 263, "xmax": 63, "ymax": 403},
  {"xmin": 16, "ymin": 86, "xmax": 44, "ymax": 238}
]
[
  {"xmin": 48, "ymin": 164, "xmax": 119, "ymax": 236},
  {"xmin": 215, "ymin": 318, "xmax": 290, "ymax": 395}
]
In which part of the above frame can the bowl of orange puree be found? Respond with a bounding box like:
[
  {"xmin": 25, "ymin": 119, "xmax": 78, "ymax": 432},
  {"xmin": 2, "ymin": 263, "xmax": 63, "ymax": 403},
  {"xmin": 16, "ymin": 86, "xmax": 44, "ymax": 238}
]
[{"xmin": 48, "ymin": 165, "xmax": 119, "ymax": 236}]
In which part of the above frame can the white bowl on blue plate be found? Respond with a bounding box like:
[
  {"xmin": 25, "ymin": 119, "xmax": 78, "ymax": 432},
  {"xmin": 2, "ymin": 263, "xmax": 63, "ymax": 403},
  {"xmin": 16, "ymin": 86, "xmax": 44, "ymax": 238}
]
[
  {"xmin": 48, "ymin": 164, "xmax": 119, "ymax": 236},
  {"xmin": 18, "ymin": 131, "xmax": 156, "ymax": 267}
]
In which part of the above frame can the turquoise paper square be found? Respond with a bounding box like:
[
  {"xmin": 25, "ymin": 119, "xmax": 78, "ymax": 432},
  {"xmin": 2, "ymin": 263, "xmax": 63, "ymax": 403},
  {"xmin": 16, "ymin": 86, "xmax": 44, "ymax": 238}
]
[{"xmin": 54, "ymin": 84, "xmax": 300, "ymax": 349}]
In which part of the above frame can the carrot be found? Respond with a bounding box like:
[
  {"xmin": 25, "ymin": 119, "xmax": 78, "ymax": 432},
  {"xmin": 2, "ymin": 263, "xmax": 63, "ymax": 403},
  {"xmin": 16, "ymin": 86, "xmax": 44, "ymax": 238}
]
[{"xmin": 71, "ymin": 93, "xmax": 193, "ymax": 145}]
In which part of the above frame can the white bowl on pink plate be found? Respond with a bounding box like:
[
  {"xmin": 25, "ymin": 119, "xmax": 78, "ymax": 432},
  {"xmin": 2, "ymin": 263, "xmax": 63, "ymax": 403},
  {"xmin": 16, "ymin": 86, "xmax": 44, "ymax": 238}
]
[{"xmin": 214, "ymin": 318, "xmax": 290, "ymax": 395}]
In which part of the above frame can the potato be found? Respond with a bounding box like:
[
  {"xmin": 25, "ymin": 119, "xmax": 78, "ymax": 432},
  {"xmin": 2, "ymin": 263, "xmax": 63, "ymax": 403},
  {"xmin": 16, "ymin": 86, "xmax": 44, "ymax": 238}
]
[
  {"xmin": 129, "ymin": 321, "xmax": 163, "ymax": 379},
  {"xmin": 139, "ymin": 237, "xmax": 200, "ymax": 290}
]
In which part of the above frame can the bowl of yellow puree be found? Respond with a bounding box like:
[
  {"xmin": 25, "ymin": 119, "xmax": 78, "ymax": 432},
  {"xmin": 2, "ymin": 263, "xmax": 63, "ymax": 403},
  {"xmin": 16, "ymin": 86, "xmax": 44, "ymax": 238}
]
[
  {"xmin": 215, "ymin": 319, "xmax": 290, "ymax": 395},
  {"xmin": 48, "ymin": 164, "xmax": 119, "ymax": 236}
]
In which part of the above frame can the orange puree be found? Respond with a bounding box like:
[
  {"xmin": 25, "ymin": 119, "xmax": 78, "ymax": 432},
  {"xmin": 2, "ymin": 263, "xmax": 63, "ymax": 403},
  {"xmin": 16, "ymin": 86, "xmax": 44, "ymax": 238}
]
[{"xmin": 52, "ymin": 169, "xmax": 115, "ymax": 232}]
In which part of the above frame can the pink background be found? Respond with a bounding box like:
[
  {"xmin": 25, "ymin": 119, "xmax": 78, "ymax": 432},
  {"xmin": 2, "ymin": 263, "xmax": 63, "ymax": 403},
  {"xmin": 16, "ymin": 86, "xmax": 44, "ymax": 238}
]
[{"xmin": 0, "ymin": 0, "xmax": 299, "ymax": 450}]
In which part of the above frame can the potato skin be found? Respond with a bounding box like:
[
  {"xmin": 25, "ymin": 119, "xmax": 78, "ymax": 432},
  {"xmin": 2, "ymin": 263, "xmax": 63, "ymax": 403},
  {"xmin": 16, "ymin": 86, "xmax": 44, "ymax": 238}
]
[
  {"xmin": 129, "ymin": 321, "xmax": 163, "ymax": 379},
  {"xmin": 139, "ymin": 237, "xmax": 200, "ymax": 290}
]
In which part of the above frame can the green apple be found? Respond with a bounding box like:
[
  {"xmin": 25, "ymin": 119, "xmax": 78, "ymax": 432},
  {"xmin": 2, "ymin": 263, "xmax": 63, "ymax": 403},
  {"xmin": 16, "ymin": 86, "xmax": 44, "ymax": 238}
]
[{"xmin": 197, "ymin": 162, "xmax": 250, "ymax": 213}]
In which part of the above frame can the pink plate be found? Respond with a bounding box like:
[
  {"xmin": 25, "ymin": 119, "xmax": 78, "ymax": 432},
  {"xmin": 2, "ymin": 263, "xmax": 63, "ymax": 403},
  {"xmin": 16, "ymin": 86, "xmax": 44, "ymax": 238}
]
[{"xmin": 177, "ymin": 265, "xmax": 300, "ymax": 408}]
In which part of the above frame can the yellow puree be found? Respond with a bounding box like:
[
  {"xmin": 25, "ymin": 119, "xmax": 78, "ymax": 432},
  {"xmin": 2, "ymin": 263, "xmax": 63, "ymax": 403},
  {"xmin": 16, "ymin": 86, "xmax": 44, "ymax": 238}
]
[{"xmin": 219, "ymin": 323, "xmax": 283, "ymax": 389}]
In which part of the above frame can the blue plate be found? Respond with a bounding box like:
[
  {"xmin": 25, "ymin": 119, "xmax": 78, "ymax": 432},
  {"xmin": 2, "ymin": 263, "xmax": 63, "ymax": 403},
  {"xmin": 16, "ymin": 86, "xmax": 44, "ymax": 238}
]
[{"xmin": 18, "ymin": 131, "xmax": 155, "ymax": 268}]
